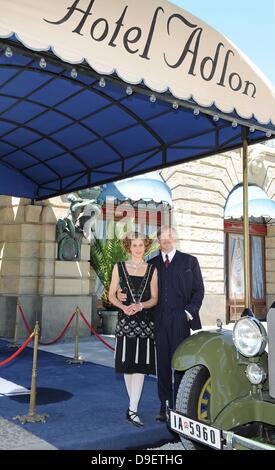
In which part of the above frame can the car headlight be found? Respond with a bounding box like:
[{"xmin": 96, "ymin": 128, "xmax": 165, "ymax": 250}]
[
  {"xmin": 233, "ymin": 317, "xmax": 267, "ymax": 357},
  {"xmin": 246, "ymin": 363, "xmax": 267, "ymax": 385}
]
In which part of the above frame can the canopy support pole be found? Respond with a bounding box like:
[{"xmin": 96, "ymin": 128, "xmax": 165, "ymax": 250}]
[{"xmin": 242, "ymin": 128, "xmax": 252, "ymax": 315}]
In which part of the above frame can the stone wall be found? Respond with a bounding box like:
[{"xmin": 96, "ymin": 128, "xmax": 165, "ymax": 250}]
[
  {"xmin": 0, "ymin": 195, "xmax": 95, "ymax": 338},
  {"xmin": 252, "ymin": 145, "xmax": 275, "ymax": 312},
  {"xmin": 0, "ymin": 197, "xmax": 41, "ymax": 295},
  {"xmin": 0, "ymin": 196, "xmax": 96, "ymax": 296}
]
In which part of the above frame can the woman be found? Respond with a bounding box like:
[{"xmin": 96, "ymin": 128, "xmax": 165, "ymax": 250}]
[{"xmin": 108, "ymin": 232, "xmax": 158, "ymax": 427}]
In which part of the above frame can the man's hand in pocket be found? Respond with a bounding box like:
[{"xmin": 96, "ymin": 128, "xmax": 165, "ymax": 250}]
[{"xmin": 185, "ymin": 310, "xmax": 193, "ymax": 321}]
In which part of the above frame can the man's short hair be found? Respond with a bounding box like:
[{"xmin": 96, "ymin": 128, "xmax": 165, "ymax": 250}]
[{"xmin": 157, "ymin": 225, "xmax": 177, "ymax": 239}]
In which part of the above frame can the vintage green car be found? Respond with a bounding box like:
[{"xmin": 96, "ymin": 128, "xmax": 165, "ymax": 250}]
[{"xmin": 168, "ymin": 304, "xmax": 275, "ymax": 450}]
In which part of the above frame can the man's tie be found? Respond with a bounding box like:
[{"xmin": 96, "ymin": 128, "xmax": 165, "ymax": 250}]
[{"xmin": 164, "ymin": 254, "xmax": 170, "ymax": 268}]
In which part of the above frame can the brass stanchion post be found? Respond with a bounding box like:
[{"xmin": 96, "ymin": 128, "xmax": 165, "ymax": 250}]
[
  {"xmin": 9, "ymin": 303, "xmax": 20, "ymax": 348},
  {"xmin": 243, "ymin": 135, "xmax": 250, "ymax": 309},
  {"xmin": 67, "ymin": 307, "xmax": 84, "ymax": 364},
  {"xmin": 13, "ymin": 322, "xmax": 48, "ymax": 424},
  {"xmin": 241, "ymin": 129, "xmax": 253, "ymax": 317}
]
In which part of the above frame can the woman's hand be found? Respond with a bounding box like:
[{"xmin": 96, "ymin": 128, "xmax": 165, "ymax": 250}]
[
  {"xmin": 122, "ymin": 305, "xmax": 136, "ymax": 316},
  {"xmin": 122, "ymin": 303, "xmax": 142, "ymax": 316},
  {"xmin": 128, "ymin": 303, "xmax": 142, "ymax": 315}
]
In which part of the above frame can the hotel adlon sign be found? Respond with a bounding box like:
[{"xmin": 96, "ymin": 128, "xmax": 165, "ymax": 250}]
[{"xmin": 0, "ymin": 0, "xmax": 274, "ymax": 124}]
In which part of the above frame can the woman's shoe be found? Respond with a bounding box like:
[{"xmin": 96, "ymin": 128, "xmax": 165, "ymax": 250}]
[{"xmin": 126, "ymin": 409, "xmax": 144, "ymax": 427}]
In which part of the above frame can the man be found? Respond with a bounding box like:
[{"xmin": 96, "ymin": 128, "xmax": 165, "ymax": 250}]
[{"xmin": 118, "ymin": 225, "xmax": 204, "ymax": 421}]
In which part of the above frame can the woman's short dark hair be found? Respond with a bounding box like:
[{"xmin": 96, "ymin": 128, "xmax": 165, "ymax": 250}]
[{"xmin": 122, "ymin": 231, "xmax": 152, "ymax": 253}]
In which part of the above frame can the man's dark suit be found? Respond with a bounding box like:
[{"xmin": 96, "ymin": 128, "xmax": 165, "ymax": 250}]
[{"xmin": 148, "ymin": 250, "xmax": 204, "ymax": 409}]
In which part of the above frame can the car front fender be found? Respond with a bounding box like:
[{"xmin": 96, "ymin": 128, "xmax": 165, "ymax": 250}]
[{"xmin": 172, "ymin": 329, "xmax": 268, "ymax": 424}]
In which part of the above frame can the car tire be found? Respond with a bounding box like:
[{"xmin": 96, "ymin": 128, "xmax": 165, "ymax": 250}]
[{"xmin": 175, "ymin": 365, "xmax": 211, "ymax": 450}]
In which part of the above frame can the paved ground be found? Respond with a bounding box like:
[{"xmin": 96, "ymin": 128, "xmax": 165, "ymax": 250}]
[
  {"xmin": 148, "ymin": 442, "xmax": 184, "ymax": 450},
  {"xmin": 38, "ymin": 334, "xmax": 116, "ymax": 368},
  {"xmin": 0, "ymin": 416, "xmax": 56, "ymax": 450}
]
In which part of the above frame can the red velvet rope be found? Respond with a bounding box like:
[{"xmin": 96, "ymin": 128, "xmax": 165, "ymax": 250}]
[
  {"xmin": 18, "ymin": 304, "xmax": 32, "ymax": 334},
  {"xmin": 38, "ymin": 312, "xmax": 76, "ymax": 345},
  {"xmin": 18, "ymin": 304, "xmax": 76, "ymax": 346},
  {"xmin": 17, "ymin": 304, "xmax": 115, "ymax": 352},
  {"xmin": 0, "ymin": 333, "xmax": 34, "ymax": 367},
  {"xmin": 79, "ymin": 311, "xmax": 115, "ymax": 352}
]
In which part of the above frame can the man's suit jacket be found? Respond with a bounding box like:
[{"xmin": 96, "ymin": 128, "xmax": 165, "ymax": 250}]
[{"xmin": 148, "ymin": 250, "xmax": 204, "ymax": 331}]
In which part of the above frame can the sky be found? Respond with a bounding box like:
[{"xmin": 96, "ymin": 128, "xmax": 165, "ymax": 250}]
[{"xmin": 171, "ymin": 0, "xmax": 275, "ymax": 85}]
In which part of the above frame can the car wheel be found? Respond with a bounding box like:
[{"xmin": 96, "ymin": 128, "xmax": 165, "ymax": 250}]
[{"xmin": 175, "ymin": 365, "xmax": 211, "ymax": 450}]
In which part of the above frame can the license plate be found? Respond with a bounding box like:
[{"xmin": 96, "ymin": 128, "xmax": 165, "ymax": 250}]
[{"xmin": 169, "ymin": 410, "xmax": 223, "ymax": 450}]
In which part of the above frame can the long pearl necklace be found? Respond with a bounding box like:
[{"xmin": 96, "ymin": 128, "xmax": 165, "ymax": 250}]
[{"xmin": 126, "ymin": 259, "xmax": 144, "ymax": 275}]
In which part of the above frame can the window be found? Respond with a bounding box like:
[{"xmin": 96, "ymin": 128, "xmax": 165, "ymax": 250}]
[{"xmin": 225, "ymin": 221, "xmax": 266, "ymax": 322}]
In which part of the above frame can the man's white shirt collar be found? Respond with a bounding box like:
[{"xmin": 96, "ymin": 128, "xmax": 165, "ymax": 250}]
[
  {"xmin": 161, "ymin": 248, "xmax": 176, "ymax": 263},
  {"xmin": 160, "ymin": 248, "xmax": 193, "ymax": 321}
]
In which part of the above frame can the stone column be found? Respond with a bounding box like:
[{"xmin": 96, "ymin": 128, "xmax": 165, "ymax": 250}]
[{"xmin": 0, "ymin": 196, "xmax": 41, "ymax": 336}]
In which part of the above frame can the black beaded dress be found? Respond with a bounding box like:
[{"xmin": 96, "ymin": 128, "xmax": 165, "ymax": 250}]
[{"xmin": 114, "ymin": 261, "xmax": 156, "ymax": 375}]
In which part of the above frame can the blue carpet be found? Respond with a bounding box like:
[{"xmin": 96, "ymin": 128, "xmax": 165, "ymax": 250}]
[{"xmin": 0, "ymin": 340, "xmax": 174, "ymax": 449}]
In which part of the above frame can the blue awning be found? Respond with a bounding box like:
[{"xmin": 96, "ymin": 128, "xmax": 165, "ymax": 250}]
[
  {"xmin": 99, "ymin": 172, "xmax": 172, "ymax": 205},
  {"xmin": 225, "ymin": 185, "xmax": 275, "ymax": 218},
  {"xmin": 0, "ymin": 1, "xmax": 275, "ymax": 201}
]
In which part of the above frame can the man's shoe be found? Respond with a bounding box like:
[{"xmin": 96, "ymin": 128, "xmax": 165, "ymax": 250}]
[{"xmin": 155, "ymin": 406, "xmax": 166, "ymax": 422}]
